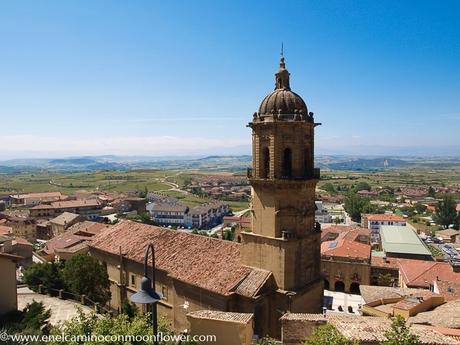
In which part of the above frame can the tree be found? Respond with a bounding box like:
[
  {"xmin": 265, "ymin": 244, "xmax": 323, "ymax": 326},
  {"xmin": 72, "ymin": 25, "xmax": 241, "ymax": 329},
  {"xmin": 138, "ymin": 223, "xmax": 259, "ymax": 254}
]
[
  {"xmin": 354, "ymin": 181, "xmax": 371, "ymax": 192},
  {"xmin": 344, "ymin": 192, "xmax": 375, "ymax": 222},
  {"xmin": 414, "ymin": 203, "xmax": 427, "ymax": 214},
  {"xmin": 428, "ymin": 186, "xmax": 436, "ymax": 198},
  {"xmin": 21, "ymin": 301, "xmax": 51, "ymax": 334},
  {"xmin": 304, "ymin": 324, "xmax": 357, "ymax": 345},
  {"xmin": 51, "ymin": 312, "xmax": 198, "ymax": 345},
  {"xmin": 139, "ymin": 186, "xmax": 149, "ymax": 198},
  {"xmin": 121, "ymin": 299, "xmax": 138, "ymax": 319},
  {"xmin": 433, "ymin": 194, "xmax": 459, "ymax": 229},
  {"xmin": 0, "ymin": 301, "xmax": 51, "ymax": 338},
  {"xmin": 377, "ymin": 273, "xmax": 394, "ymax": 287},
  {"xmin": 383, "ymin": 315, "xmax": 419, "ymax": 345},
  {"xmin": 61, "ymin": 254, "xmax": 110, "ymax": 304},
  {"xmin": 322, "ymin": 183, "xmax": 336, "ymax": 194},
  {"xmin": 257, "ymin": 336, "xmax": 278, "ymax": 345},
  {"xmin": 23, "ymin": 262, "xmax": 64, "ymax": 292}
]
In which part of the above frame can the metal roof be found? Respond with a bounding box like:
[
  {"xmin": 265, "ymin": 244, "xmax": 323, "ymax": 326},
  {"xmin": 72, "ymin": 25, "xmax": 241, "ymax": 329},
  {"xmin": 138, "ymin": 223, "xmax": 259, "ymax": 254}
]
[{"xmin": 380, "ymin": 225, "xmax": 432, "ymax": 256}]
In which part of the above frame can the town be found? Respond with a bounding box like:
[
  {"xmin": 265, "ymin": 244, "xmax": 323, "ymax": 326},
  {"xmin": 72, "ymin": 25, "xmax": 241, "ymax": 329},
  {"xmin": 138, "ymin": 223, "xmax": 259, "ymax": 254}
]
[{"xmin": 1, "ymin": 58, "xmax": 460, "ymax": 344}]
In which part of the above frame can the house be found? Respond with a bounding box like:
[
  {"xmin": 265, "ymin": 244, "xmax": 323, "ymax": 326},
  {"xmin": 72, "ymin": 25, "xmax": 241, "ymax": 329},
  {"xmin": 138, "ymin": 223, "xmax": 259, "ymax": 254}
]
[
  {"xmin": 360, "ymin": 287, "xmax": 444, "ymax": 319},
  {"xmin": 361, "ymin": 214, "xmax": 406, "ymax": 243},
  {"xmin": 42, "ymin": 221, "xmax": 108, "ymax": 262},
  {"xmin": 187, "ymin": 311, "xmax": 253, "ymax": 345},
  {"xmin": 371, "ymin": 256, "xmax": 460, "ymax": 289},
  {"xmin": 0, "ymin": 252, "xmax": 21, "ymax": 316},
  {"xmin": 9, "ymin": 192, "xmax": 65, "ymax": 206},
  {"xmin": 0, "ymin": 215, "xmax": 36, "ymax": 242},
  {"xmin": 49, "ymin": 212, "xmax": 82, "ymax": 236},
  {"xmin": 315, "ymin": 201, "xmax": 332, "ymax": 224},
  {"xmin": 29, "ymin": 199, "xmax": 103, "ymax": 219},
  {"xmin": 435, "ymin": 229, "xmax": 459, "ymax": 243},
  {"xmin": 149, "ymin": 203, "xmax": 189, "ymax": 227}
]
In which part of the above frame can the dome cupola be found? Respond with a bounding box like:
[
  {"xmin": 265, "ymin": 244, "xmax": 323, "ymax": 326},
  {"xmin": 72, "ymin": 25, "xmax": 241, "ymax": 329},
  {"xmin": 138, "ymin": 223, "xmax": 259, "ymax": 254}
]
[{"xmin": 255, "ymin": 56, "xmax": 312, "ymax": 122}]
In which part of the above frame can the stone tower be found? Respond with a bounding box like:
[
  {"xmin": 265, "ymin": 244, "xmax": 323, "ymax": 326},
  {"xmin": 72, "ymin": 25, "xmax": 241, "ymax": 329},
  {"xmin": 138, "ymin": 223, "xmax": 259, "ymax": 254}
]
[{"xmin": 241, "ymin": 56, "xmax": 323, "ymax": 317}]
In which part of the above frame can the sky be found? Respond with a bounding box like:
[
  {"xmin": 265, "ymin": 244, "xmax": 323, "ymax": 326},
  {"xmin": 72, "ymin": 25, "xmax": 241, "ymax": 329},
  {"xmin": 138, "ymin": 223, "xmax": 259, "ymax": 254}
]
[{"xmin": 0, "ymin": 0, "xmax": 459, "ymax": 159}]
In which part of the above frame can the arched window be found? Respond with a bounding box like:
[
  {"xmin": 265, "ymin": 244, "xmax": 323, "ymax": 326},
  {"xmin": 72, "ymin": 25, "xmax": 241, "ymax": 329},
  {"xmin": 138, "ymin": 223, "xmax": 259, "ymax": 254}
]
[
  {"xmin": 262, "ymin": 147, "xmax": 270, "ymax": 178},
  {"xmin": 282, "ymin": 148, "xmax": 292, "ymax": 178}
]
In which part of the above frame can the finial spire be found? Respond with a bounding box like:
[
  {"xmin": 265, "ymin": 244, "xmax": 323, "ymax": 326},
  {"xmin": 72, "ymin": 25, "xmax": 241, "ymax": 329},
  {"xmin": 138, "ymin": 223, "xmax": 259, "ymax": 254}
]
[{"xmin": 275, "ymin": 47, "xmax": 290, "ymax": 90}]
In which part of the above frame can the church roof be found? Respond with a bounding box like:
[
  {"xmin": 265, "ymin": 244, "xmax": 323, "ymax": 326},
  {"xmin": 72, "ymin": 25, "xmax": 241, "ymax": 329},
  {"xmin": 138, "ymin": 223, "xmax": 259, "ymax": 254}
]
[{"xmin": 89, "ymin": 220, "xmax": 268, "ymax": 296}]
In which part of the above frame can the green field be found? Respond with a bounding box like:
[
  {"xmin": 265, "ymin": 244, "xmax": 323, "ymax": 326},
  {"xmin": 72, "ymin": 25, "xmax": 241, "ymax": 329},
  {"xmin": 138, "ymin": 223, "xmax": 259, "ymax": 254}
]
[
  {"xmin": 0, "ymin": 170, "xmax": 173, "ymax": 194},
  {"xmin": 318, "ymin": 167, "xmax": 460, "ymax": 192},
  {"xmin": 0, "ymin": 169, "xmax": 250, "ymax": 212},
  {"xmin": 1, "ymin": 166, "xmax": 458, "ymax": 214}
]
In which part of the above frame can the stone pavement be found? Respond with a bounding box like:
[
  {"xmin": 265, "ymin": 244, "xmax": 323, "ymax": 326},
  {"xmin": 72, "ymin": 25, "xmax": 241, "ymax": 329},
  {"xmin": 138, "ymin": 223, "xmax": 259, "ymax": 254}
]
[{"xmin": 17, "ymin": 287, "xmax": 94, "ymax": 325}]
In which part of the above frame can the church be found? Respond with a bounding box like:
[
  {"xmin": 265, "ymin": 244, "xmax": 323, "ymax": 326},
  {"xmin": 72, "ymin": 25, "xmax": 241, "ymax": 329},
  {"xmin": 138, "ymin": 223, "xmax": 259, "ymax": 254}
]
[{"xmin": 89, "ymin": 56, "xmax": 323, "ymax": 338}]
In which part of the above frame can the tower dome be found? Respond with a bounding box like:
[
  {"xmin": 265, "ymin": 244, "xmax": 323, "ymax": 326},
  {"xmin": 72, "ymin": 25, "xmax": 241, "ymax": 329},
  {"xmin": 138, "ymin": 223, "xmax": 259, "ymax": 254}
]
[{"xmin": 256, "ymin": 56, "xmax": 312, "ymax": 122}]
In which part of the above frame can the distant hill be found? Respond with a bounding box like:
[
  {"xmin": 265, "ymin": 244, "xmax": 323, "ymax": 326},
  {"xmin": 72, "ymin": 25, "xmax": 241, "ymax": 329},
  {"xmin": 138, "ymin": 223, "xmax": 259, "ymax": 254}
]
[
  {"xmin": 0, "ymin": 155, "xmax": 458, "ymax": 173},
  {"xmin": 328, "ymin": 158, "xmax": 412, "ymax": 170},
  {"xmin": 49, "ymin": 158, "xmax": 99, "ymax": 165}
]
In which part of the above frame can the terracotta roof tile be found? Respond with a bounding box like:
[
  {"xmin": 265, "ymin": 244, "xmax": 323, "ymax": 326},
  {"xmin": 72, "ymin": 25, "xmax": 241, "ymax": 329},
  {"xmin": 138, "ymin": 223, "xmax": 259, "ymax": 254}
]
[
  {"xmin": 89, "ymin": 220, "xmax": 253, "ymax": 296},
  {"xmin": 365, "ymin": 213, "xmax": 406, "ymax": 222},
  {"xmin": 281, "ymin": 313, "xmax": 459, "ymax": 344},
  {"xmin": 187, "ymin": 310, "xmax": 253, "ymax": 324},
  {"xmin": 321, "ymin": 239, "xmax": 371, "ymax": 260}
]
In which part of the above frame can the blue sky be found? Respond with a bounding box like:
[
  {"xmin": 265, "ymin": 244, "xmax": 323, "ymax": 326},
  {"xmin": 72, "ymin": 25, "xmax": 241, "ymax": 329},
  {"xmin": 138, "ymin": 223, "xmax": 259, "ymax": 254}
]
[{"xmin": 0, "ymin": 0, "xmax": 459, "ymax": 158}]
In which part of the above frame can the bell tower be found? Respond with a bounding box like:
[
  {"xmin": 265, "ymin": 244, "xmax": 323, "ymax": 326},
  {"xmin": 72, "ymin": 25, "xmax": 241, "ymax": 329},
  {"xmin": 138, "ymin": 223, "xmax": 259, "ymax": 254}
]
[{"xmin": 241, "ymin": 56, "xmax": 323, "ymax": 314}]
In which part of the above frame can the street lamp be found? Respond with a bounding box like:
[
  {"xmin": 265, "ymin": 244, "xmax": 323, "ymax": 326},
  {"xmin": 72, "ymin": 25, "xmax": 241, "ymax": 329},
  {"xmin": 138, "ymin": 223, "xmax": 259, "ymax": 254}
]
[{"xmin": 130, "ymin": 243, "xmax": 162, "ymax": 345}]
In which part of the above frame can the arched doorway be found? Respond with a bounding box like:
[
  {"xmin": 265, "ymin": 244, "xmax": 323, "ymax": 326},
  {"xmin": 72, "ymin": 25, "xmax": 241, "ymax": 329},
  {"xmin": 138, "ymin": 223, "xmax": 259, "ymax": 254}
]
[
  {"xmin": 350, "ymin": 282, "xmax": 360, "ymax": 294},
  {"xmin": 334, "ymin": 281, "xmax": 345, "ymax": 292},
  {"xmin": 324, "ymin": 279, "xmax": 330, "ymax": 290}
]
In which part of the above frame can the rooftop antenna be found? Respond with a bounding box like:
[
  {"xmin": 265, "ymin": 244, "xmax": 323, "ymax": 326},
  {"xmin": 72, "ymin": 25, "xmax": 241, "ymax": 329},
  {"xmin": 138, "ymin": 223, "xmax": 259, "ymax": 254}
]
[{"xmin": 281, "ymin": 42, "xmax": 284, "ymax": 57}]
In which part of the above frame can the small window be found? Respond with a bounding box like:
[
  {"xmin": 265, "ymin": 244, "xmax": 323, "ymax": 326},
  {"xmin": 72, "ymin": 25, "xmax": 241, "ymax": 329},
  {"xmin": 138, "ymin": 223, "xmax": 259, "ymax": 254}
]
[
  {"xmin": 162, "ymin": 286, "xmax": 168, "ymax": 301},
  {"xmin": 131, "ymin": 274, "xmax": 136, "ymax": 286}
]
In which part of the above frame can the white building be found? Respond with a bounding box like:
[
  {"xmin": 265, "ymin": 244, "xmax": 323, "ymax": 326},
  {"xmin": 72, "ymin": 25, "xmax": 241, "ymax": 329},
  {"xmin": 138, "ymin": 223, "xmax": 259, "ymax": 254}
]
[
  {"xmin": 315, "ymin": 201, "xmax": 332, "ymax": 224},
  {"xmin": 362, "ymin": 214, "xmax": 407, "ymax": 243}
]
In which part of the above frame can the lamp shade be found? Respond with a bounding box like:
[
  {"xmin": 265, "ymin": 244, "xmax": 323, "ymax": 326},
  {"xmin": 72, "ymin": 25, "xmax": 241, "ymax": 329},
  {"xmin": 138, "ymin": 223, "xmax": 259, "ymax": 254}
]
[{"xmin": 130, "ymin": 276, "xmax": 162, "ymax": 304}]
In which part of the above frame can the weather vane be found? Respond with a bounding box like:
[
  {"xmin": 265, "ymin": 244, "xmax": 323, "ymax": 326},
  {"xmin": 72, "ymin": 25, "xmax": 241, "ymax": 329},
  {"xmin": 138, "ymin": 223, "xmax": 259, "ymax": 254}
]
[{"xmin": 281, "ymin": 42, "xmax": 284, "ymax": 57}]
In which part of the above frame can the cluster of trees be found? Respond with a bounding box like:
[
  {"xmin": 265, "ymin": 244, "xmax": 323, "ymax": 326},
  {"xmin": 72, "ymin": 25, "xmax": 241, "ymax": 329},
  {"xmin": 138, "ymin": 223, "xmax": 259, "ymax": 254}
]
[
  {"xmin": 434, "ymin": 194, "xmax": 460, "ymax": 229},
  {"xmin": 343, "ymin": 192, "xmax": 383, "ymax": 222},
  {"xmin": 1, "ymin": 301, "xmax": 51, "ymax": 340},
  {"xmin": 2, "ymin": 304, "xmax": 199, "ymax": 345},
  {"xmin": 23, "ymin": 254, "xmax": 110, "ymax": 304}
]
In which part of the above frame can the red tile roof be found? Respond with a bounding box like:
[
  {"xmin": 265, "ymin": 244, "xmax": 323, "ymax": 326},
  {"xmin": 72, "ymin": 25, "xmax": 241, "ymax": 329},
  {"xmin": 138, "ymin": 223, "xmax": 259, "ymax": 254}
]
[
  {"xmin": 43, "ymin": 221, "xmax": 107, "ymax": 256},
  {"xmin": 365, "ymin": 214, "xmax": 405, "ymax": 222},
  {"xmin": 434, "ymin": 280, "xmax": 460, "ymax": 301},
  {"xmin": 50, "ymin": 199, "xmax": 101, "ymax": 208},
  {"xmin": 321, "ymin": 238, "xmax": 371, "ymax": 260},
  {"xmin": 372, "ymin": 256, "xmax": 460, "ymax": 288},
  {"xmin": 0, "ymin": 225, "xmax": 13, "ymax": 236},
  {"xmin": 89, "ymin": 220, "xmax": 253, "ymax": 296}
]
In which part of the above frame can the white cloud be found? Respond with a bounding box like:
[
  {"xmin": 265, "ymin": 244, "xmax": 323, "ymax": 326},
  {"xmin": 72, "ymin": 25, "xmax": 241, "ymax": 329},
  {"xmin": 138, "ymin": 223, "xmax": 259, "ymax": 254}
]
[{"xmin": 1, "ymin": 135, "xmax": 250, "ymax": 158}]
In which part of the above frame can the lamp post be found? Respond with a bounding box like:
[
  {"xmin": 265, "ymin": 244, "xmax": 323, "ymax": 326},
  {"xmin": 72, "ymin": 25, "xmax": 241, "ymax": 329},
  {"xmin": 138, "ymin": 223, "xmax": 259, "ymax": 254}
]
[{"xmin": 130, "ymin": 243, "xmax": 162, "ymax": 345}]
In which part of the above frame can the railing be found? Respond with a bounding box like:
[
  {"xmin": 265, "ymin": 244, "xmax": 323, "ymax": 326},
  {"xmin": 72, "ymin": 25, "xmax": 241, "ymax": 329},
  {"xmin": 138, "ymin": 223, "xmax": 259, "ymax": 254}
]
[
  {"xmin": 34, "ymin": 284, "xmax": 113, "ymax": 315},
  {"xmin": 247, "ymin": 167, "xmax": 320, "ymax": 180}
]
